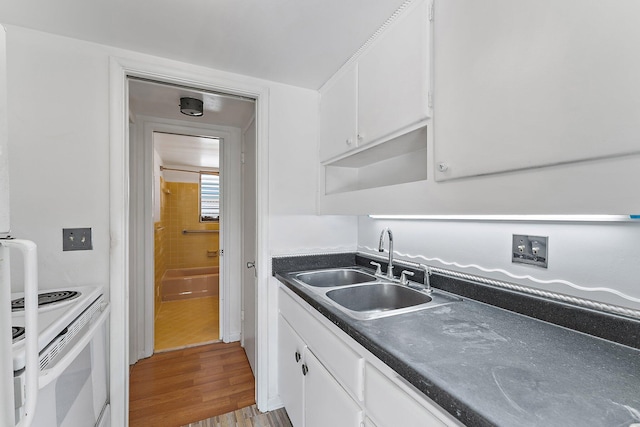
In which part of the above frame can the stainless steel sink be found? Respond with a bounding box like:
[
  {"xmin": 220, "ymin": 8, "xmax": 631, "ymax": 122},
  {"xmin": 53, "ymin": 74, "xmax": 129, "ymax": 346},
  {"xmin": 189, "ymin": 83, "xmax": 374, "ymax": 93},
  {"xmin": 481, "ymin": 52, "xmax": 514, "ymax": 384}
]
[
  {"xmin": 325, "ymin": 283, "xmax": 460, "ymax": 320},
  {"xmin": 289, "ymin": 267, "xmax": 461, "ymax": 320},
  {"xmin": 295, "ymin": 268, "xmax": 377, "ymax": 287},
  {"xmin": 326, "ymin": 283, "xmax": 432, "ymax": 311}
]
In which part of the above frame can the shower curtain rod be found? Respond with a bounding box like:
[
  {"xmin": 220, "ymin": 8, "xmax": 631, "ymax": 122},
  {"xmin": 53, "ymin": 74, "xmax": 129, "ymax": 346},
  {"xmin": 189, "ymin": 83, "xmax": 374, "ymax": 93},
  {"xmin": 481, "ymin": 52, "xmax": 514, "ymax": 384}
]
[{"xmin": 160, "ymin": 166, "xmax": 219, "ymax": 175}]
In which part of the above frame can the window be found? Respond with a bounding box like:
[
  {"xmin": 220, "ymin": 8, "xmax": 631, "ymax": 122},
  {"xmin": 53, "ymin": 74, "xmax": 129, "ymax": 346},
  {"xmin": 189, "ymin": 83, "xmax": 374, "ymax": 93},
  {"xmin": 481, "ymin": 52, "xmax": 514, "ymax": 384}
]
[{"xmin": 200, "ymin": 172, "xmax": 220, "ymax": 222}]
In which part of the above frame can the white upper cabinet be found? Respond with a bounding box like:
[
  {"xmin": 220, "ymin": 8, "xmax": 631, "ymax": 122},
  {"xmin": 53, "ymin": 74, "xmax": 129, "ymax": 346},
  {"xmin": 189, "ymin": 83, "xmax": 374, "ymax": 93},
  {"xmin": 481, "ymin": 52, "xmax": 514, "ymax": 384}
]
[
  {"xmin": 433, "ymin": 0, "xmax": 640, "ymax": 182},
  {"xmin": 319, "ymin": 65, "xmax": 358, "ymax": 162},
  {"xmin": 357, "ymin": 0, "xmax": 430, "ymax": 146},
  {"xmin": 0, "ymin": 27, "xmax": 9, "ymax": 235},
  {"xmin": 319, "ymin": 0, "xmax": 640, "ymax": 214},
  {"xmin": 318, "ymin": 0, "xmax": 431, "ymax": 164}
]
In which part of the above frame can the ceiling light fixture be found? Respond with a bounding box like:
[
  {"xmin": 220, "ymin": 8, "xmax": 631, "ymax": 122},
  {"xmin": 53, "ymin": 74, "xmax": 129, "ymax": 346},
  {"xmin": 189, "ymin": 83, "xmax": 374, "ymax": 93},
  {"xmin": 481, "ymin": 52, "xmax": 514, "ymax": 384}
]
[{"xmin": 179, "ymin": 97, "xmax": 204, "ymax": 117}]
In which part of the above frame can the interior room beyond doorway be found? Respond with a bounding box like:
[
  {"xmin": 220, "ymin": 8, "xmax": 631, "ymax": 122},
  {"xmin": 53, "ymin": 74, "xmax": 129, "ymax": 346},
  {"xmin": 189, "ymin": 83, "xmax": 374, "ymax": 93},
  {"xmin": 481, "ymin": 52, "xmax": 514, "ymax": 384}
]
[{"xmin": 153, "ymin": 132, "xmax": 222, "ymax": 352}]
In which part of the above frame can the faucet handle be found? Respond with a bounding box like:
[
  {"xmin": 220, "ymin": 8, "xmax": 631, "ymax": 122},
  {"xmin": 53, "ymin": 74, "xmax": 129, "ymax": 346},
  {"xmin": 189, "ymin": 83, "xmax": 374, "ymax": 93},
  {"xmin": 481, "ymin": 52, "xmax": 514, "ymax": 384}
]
[
  {"xmin": 400, "ymin": 270, "xmax": 414, "ymax": 285},
  {"xmin": 370, "ymin": 261, "xmax": 382, "ymax": 276},
  {"xmin": 419, "ymin": 264, "xmax": 433, "ymax": 294}
]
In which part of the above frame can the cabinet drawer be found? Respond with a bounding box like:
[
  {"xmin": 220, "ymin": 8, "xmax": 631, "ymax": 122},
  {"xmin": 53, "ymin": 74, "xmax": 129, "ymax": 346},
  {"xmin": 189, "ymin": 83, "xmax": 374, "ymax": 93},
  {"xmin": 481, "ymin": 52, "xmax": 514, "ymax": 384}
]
[
  {"xmin": 365, "ymin": 363, "xmax": 447, "ymax": 427},
  {"xmin": 279, "ymin": 287, "xmax": 364, "ymax": 400}
]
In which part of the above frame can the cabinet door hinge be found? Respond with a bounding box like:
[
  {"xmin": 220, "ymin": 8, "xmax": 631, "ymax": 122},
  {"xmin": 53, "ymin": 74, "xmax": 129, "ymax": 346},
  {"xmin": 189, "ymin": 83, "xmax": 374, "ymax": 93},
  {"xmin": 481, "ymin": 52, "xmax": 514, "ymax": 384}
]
[
  {"xmin": 429, "ymin": 2, "xmax": 434, "ymax": 21},
  {"xmin": 241, "ymin": 152, "xmax": 246, "ymax": 164},
  {"xmin": 428, "ymin": 91, "xmax": 433, "ymax": 108}
]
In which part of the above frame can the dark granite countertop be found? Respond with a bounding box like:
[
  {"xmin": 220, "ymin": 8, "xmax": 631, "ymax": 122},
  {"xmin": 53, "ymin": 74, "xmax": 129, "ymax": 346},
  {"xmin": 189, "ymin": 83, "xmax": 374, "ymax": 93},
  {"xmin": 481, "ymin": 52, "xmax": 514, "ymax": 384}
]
[{"xmin": 274, "ymin": 256, "xmax": 640, "ymax": 427}]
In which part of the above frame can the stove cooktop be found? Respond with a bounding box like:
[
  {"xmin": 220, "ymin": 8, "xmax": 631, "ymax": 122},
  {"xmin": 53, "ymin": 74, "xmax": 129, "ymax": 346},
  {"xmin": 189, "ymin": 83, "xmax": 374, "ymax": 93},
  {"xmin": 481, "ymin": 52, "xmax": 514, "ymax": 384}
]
[
  {"xmin": 11, "ymin": 290, "xmax": 80, "ymax": 311},
  {"xmin": 11, "ymin": 285, "xmax": 103, "ymax": 371}
]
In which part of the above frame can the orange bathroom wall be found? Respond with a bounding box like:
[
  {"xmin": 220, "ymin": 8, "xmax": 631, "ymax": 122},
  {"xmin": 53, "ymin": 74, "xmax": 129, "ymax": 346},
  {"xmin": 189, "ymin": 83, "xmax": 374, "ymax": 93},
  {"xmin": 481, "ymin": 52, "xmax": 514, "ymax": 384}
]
[{"xmin": 165, "ymin": 181, "xmax": 219, "ymax": 270}]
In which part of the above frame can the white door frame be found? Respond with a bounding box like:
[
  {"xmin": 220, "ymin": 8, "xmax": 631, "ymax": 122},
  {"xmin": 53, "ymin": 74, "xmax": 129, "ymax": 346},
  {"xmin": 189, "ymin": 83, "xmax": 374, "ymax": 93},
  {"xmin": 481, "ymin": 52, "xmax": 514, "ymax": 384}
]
[
  {"xmin": 109, "ymin": 56, "xmax": 270, "ymax": 427},
  {"xmin": 129, "ymin": 116, "xmax": 242, "ymax": 362}
]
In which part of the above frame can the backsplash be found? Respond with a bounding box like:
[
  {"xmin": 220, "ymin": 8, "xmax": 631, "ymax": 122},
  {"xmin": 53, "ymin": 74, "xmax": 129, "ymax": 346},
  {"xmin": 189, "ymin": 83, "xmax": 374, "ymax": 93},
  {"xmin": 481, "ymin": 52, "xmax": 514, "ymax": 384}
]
[{"xmin": 358, "ymin": 216, "xmax": 640, "ymax": 312}]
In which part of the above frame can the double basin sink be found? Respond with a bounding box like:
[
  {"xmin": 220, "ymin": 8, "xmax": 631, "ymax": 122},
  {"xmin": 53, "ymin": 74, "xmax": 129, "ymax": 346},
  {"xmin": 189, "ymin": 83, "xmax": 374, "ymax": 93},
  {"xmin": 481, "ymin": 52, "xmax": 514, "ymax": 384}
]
[{"xmin": 290, "ymin": 268, "xmax": 461, "ymax": 320}]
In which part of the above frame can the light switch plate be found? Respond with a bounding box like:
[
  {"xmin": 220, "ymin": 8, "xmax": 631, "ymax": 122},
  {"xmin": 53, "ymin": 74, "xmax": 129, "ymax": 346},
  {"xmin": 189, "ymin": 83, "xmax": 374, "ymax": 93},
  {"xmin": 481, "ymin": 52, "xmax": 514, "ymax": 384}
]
[
  {"xmin": 512, "ymin": 234, "xmax": 548, "ymax": 268},
  {"xmin": 63, "ymin": 228, "xmax": 93, "ymax": 251}
]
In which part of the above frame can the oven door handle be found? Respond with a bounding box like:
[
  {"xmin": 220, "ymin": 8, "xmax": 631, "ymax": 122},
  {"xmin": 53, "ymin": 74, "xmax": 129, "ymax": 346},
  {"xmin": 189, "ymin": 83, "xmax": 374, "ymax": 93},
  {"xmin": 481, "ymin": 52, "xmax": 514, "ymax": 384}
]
[
  {"xmin": 38, "ymin": 304, "xmax": 110, "ymax": 389},
  {"xmin": 3, "ymin": 239, "xmax": 39, "ymax": 427}
]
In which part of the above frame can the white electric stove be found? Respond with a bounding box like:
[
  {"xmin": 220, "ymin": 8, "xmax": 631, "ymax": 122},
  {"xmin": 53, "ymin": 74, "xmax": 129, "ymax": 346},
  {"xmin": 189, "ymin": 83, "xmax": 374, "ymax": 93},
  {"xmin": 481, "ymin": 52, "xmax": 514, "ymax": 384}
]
[{"xmin": 11, "ymin": 285, "xmax": 110, "ymax": 427}]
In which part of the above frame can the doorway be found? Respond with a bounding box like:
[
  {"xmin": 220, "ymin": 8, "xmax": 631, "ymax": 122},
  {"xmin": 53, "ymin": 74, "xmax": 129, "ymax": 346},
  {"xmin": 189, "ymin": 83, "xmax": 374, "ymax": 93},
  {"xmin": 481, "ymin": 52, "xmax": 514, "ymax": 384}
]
[
  {"xmin": 110, "ymin": 60, "xmax": 271, "ymax": 423},
  {"xmin": 127, "ymin": 77, "xmax": 256, "ymax": 362},
  {"xmin": 152, "ymin": 133, "xmax": 222, "ymax": 352}
]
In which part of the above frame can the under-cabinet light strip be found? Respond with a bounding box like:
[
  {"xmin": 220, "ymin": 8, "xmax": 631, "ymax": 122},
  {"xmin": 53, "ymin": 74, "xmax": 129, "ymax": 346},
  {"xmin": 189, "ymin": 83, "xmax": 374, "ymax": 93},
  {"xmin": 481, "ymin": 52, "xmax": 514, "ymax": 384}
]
[{"xmin": 368, "ymin": 215, "xmax": 635, "ymax": 222}]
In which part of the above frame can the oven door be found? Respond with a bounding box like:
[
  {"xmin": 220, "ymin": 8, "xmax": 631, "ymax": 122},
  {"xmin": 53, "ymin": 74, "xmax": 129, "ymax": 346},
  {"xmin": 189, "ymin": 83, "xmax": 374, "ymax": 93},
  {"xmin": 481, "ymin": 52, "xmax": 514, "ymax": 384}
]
[{"xmin": 15, "ymin": 303, "xmax": 110, "ymax": 427}]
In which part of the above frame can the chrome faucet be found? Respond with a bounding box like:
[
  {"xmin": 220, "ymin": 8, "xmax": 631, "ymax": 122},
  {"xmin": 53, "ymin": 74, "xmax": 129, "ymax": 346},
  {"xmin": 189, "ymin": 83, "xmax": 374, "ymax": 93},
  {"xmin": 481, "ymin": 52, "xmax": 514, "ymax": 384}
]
[{"xmin": 378, "ymin": 228, "xmax": 394, "ymax": 279}]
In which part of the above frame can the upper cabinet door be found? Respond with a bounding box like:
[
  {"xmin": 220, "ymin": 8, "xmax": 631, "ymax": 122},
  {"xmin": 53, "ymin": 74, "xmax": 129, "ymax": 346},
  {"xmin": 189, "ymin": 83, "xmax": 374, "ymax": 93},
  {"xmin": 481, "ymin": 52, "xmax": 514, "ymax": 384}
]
[
  {"xmin": 433, "ymin": 0, "xmax": 640, "ymax": 181},
  {"xmin": 0, "ymin": 26, "xmax": 10, "ymax": 235},
  {"xmin": 358, "ymin": 0, "xmax": 430, "ymax": 146},
  {"xmin": 319, "ymin": 64, "xmax": 358, "ymax": 162}
]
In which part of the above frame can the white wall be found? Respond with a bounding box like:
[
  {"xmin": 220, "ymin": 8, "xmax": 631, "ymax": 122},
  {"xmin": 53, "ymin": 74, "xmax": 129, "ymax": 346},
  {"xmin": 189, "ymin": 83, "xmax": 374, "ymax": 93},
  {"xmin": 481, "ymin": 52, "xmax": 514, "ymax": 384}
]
[
  {"xmin": 0, "ymin": 27, "xmax": 9, "ymax": 235},
  {"xmin": 269, "ymin": 215, "xmax": 357, "ymax": 256},
  {"xmin": 161, "ymin": 168, "xmax": 200, "ymax": 183},
  {"xmin": 4, "ymin": 24, "xmax": 358, "ymax": 417},
  {"xmin": 359, "ymin": 216, "xmax": 640, "ymax": 312},
  {"xmin": 5, "ymin": 25, "xmax": 356, "ymax": 286},
  {"xmin": 7, "ymin": 26, "xmax": 111, "ymax": 292}
]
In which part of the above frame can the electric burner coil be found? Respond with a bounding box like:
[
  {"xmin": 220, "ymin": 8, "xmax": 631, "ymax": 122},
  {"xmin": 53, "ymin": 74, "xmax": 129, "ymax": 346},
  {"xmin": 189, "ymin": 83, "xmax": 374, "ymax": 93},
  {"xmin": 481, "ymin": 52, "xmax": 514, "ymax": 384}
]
[
  {"xmin": 12, "ymin": 326, "xmax": 25, "ymax": 342},
  {"xmin": 11, "ymin": 290, "xmax": 81, "ymax": 311}
]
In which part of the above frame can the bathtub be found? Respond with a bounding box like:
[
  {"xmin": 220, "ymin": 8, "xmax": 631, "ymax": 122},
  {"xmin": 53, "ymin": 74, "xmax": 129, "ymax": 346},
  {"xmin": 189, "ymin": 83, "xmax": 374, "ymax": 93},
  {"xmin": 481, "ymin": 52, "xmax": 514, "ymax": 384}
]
[{"xmin": 161, "ymin": 266, "xmax": 219, "ymax": 301}]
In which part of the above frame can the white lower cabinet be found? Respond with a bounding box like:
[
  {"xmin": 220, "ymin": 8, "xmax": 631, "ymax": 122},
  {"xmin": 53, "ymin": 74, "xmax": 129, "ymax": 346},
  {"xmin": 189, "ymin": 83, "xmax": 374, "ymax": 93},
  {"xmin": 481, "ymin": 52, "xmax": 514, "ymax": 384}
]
[
  {"xmin": 365, "ymin": 363, "xmax": 448, "ymax": 427},
  {"xmin": 278, "ymin": 285, "xmax": 460, "ymax": 427},
  {"xmin": 278, "ymin": 313, "xmax": 362, "ymax": 427},
  {"xmin": 278, "ymin": 315, "xmax": 306, "ymax": 427},
  {"xmin": 304, "ymin": 349, "xmax": 362, "ymax": 427}
]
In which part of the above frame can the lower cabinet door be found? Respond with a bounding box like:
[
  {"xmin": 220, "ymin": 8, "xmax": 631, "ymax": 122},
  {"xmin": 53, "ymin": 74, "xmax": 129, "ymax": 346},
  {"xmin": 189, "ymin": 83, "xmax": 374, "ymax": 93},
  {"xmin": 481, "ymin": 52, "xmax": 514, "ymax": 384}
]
[
  {"xmin": 278, "ymin": 316, "xmax": 306, "ymax": 427},
  {"xmin": 304, "ymin": 349, "xmax": 362, "ymax": 427},
  {"xmin": 365, "ymin": 363, "xmax": 448, "ymax": 427}
]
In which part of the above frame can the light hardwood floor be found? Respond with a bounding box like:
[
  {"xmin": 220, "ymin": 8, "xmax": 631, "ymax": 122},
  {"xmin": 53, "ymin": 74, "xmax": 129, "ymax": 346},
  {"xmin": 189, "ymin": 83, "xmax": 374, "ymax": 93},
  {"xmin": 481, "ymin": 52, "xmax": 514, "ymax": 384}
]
[
  {"xmin": 154, "ymin": 296, "xmax": 220, "ymax": 352},
  {"xmin": 129, "ymin": 342, "xmax": 256, "ymax": 427}
]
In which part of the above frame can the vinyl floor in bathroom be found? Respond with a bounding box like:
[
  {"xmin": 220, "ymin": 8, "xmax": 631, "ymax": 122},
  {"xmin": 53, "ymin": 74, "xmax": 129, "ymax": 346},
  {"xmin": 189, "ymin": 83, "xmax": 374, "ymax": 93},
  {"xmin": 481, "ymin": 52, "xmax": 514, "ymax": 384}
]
[{"xmin": 155, "ymin": 296, "xmax": 220, "ymax": 352}]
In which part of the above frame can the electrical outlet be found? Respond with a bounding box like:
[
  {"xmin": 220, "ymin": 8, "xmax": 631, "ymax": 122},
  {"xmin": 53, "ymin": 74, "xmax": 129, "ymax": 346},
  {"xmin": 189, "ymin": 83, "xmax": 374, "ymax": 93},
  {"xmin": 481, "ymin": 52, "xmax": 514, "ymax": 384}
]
[
  {"xmin": 512, "ymin": 234, "xmax": 548, "ymax": 268},
  {"xmin": 63, "ymin": 228, "xmax": 93, "ymax": 251}
]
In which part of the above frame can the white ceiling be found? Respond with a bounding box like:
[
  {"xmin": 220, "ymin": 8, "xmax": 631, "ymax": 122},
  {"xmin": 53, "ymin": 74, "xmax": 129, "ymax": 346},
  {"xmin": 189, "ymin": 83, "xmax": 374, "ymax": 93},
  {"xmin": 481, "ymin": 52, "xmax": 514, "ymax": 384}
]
[
  {"xmin": 129, "ymin": 79, "xmax": 256, "ymax": 128},
  {"xmin": 130, "ymin": 79, "xmax": 254, "ymax": 168},
  {"xmin": 0, "ymin": 0, "xmax": 408, "ymax": 89},
  {"xmin": 154, "ymin": 132, "xmax": 220, "ymax": 169}
]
